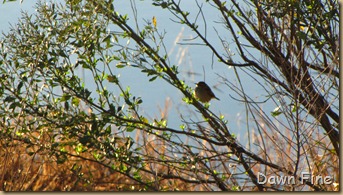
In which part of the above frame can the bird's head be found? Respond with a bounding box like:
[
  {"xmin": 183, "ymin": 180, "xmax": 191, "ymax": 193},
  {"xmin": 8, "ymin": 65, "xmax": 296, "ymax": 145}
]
[{"xmin": 196, "ymin": 81, "xmax": 206, "ymax": 87}]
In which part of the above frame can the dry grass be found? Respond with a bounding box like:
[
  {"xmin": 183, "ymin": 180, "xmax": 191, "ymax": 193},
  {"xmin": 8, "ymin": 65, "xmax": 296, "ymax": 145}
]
[
  {"xmin": 0, "ymin": 126, "xmax": 196, "ymax": 191},
  {"xmin": 0, "ymin": 140, "xmax": 124, "ymax": 191},
  {"xmin": 0, "ymin": 104, "xmax": 339, "ymax": 191}
]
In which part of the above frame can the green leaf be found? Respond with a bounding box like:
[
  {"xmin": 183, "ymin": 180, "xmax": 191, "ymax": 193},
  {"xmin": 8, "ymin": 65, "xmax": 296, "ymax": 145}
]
[
  {"xmin": 61, "ymin": 93, "xmax": 71, "ymax": 102},
  {"xmin": 149, "ymin": 76, "xmax": 158, "ymax": 82},
  {"xmin": 133, "ymin": 171, "xmax": 142, "ymax": 180},
  {"xmin": 126, "ymin": 126, "xmax": 135, "ymax": 132},
  {"xmin": 182, "ymin": 97, "xmax": 192, "ymax": 104},
  {"xmin": 58, "ymin": 49, "xmax": 68, "ymax": 58},
  {"xmin": 103, "ymin": 34, "xmax": 111, "ymax": 43},
  {"xmin": 4, "ymin": 96, "xmax": 15, "ymax": 102},
  {"xmin": 120, "ymin": 163, "xmax": 128, "ymax": 172},
  {"xmin": 9, "ymin": 102, "xmax": 20, "ymax": 110},
  {"xmin": 271, "ymin": 106, "xmax": 282, "ymax": 117},
  {"xmin": 296, "ymin": 31, "xmax": 307, "ymax": 40},
  {"xmin": 107, "ymin": 75, "xmax": 119, "ymax": 83},
  {"xmin": 75, "ymin": 143, "xmax": 84, "ymax": 154},
  {"xmin": 291, "ymin": 104, "xmax": 298, "ymax": 112},
  {"xmin": 231, "ymin": 186, "xmax": 240, "ymax": 191},
  {"xmin": 116, "ymin": 63, "xmax": 126, "ymax": 68},
  {"xmin": 72, "ymin": 97, "xmax": 80, "ymax": 107},
  {"xmin": 17, "ymin": 81, "xmax": 23, "ymax": 93}
]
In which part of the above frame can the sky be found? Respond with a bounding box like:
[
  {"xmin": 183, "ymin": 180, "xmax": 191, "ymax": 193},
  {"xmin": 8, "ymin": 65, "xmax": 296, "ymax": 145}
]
[{"xmin": 0, "ymin": 0, "xmax": 277, "ymax": 145}]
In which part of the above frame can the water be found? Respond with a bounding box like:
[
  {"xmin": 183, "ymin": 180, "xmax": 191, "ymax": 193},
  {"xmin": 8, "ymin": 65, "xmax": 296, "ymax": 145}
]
[
  {"xmin": 3, "ymin": 1, "xmax": 330, "ymax": 190},
  {"xmin": 0, "ymin": 0, "xmax": 276, "ymax": 146}
]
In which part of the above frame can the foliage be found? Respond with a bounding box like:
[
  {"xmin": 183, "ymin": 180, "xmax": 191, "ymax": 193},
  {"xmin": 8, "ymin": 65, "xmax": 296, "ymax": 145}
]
[{"xmin": 0, "ymin": 0, "xmax": 339, "ymax": 191}]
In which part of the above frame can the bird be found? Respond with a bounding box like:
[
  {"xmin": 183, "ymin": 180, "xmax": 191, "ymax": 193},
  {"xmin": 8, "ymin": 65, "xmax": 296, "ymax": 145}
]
[{"xmin": 194, "ymin": 81, "xmax": 220, "ymax": 103}]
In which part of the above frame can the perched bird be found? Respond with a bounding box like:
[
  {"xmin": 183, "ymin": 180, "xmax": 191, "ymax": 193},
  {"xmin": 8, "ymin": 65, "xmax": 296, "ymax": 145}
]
[{"xmin": 194, "ymin": 81, "xmax": 220, "ymax": 103}]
